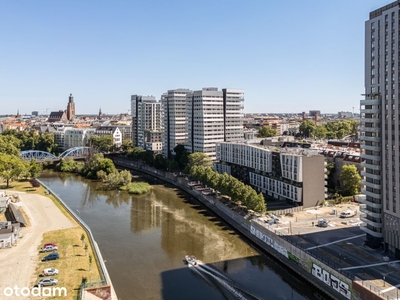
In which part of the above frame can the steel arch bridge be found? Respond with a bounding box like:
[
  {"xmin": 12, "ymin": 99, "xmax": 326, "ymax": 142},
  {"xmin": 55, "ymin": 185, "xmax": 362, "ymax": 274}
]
[{"xmin": 20, "ymin": 147, "xmax": 94, "ymax": 162}]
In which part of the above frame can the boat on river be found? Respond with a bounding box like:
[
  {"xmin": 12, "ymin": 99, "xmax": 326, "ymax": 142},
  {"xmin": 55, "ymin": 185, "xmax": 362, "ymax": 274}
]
[{"xmin": 185, "ymin": 255, "xmax": 197, "ymax": 266}]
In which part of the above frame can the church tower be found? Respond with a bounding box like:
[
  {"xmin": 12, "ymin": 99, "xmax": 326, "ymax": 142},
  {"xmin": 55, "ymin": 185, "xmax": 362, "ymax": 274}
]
[
  {"xmin": 98, "ymin": 107, "xmax": 103, "ymax": 120},
  {"xmin": 66, "ymin": 93, "xmax": 75, "ymax": 120}
]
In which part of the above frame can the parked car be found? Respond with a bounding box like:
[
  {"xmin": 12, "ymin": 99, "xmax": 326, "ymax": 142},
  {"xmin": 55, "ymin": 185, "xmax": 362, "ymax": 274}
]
[
  {"xmin": 40, "ymin": 245, "xmax": 58, "ymax": 252},
  {"xmin": 39, "ymin": 268, "xmax": 59, "ymax": 276},
  {"xmin": 38, "ymin": 278, "xmax": 58, "ymax": 286},
  {"xmin": 42, "ymin": 252, "xmax": 59, "ymax": 261},
  {"xmin": 43, "ymin": 242, "xmax": 58, "ymax": 248},
  {"xmin": 317, "ymin": 219, "xmax": 329, "ymax": 228}
]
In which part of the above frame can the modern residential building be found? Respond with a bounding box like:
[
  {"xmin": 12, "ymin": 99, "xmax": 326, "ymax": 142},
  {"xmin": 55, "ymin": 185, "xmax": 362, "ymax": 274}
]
[
  {"xmin": 215, "ymin": 142, "xmax": 326, "ymax": 208},
  {"xmin": 161, "ymin": 89, "xmax": 192, "ymax": 158},
  {"xmin": 362, "ymin": 1, "xmax": 400, "ymax": 254},
  {"xmin": 131, "ymin": 95, "xmax": 162, "ymax": 152},
  {"xmin": 185, "ymin": 88, "xmax": 244, "ymax": 160},
  {"xmin": 186, "ymin": 88, "xmax": 225, "ymax": 159}
]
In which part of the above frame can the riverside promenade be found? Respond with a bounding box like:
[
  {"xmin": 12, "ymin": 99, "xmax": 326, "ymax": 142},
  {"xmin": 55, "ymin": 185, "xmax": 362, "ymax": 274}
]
[{"xmin": 113, "ymin": 157, "xmax": 400, "ymax": 300}]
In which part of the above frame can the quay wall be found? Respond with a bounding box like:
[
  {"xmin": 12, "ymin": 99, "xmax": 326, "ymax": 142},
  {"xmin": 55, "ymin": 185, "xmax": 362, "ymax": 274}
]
[{"xmin": 113, "ymin": 157, "xmax": 357, "ymax": 300}]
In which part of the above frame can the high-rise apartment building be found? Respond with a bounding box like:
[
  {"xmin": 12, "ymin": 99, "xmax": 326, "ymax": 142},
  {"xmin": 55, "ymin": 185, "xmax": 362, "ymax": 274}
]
[
  {"xmin": 161, "ymin": 87, "xmax": 244, "ymax": 160},
  {"xmin": 161, "ymin": 89, "xmax": 192, "ymax": 158},
  {"xmin": 363, "ymin": 1, "xmax": 400, "ymax": 254},
  {"xmin": 131, "ymin": 95, "xmax": 162, "ymax": 151}
]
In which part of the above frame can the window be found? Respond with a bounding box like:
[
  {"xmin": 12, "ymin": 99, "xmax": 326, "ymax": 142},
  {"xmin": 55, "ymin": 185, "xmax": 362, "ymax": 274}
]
[{"xmin": 371, "ymin": 22, "xmax": 375, "ymax": 30}]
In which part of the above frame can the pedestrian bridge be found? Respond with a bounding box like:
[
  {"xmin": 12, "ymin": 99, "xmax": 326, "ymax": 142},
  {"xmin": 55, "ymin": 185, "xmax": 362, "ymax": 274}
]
[{"xmin": 20, "ymin": 147, "xmax": 94, "ymax": 162}]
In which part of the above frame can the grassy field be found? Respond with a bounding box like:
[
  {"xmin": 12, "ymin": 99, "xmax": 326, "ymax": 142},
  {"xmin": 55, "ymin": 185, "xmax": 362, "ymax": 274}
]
[{"xmin": 36, "ymin": 227, "xmax": 102, "ymax": 299}]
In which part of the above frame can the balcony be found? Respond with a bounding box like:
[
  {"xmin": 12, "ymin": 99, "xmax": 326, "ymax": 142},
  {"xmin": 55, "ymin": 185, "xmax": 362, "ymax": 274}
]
[
  {"xmin": 360, "ymin": 118, "xmax": 381, "ymax": 123},
  {"xmin": 358, "ymin": 195, "xmax": 382, "ymax": 209},
  {"xmin": 360, "ymin": 126, "xmax": 380, "ymax": 133},
  {"xmin": 362, "ymin": 180, "xmax": 381, "ymax": 190},
  {"xmin": 360, "ymin": 135, "xmax": 380, "ymax": 142},
  {"xmin": 361, "ymin": 154, "xmax": 381, "ymax": 161},
  {"xmin": 361, "ymin": 171, "xmax": 381, "ymax": 180},
  {"xmin": 360, "ymin": 215, "xmax": 383, "ymax": 228},
  {"xmin": 361, "ymin": 108, "xmax": 380, "ymax": 114},
  {"xmin": 360, "ymin": 224, "xmax": 384, "ymax": 238},
  {"xmin": 360, "ymin": 161, "xmax": 381, "ymax": 170},
  {"xmin": 361, "ymin": 188, "xmax": 382, "ymax": 199},
  {"xmin": 361, "ymin": 144, "xmax": 381, "ymax": 151},
  {"xmin": 361, "ymin": 99, "xmax": 380, "ymax": 105}
]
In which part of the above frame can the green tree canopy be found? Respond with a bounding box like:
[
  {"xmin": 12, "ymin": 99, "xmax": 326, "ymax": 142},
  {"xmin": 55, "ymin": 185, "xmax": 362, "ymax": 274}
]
[
  {"xmin": 89, "ymin": 135, "xmax": 114, "ymax": 152},
  {"xmin": 257, "ymin": 125, "xmax": 277, "ymax": 138},
  {"xmin": 340, "ymin": 165, "xmax": 361, "ymax": 196},
  {"xmin": 299, "ymin": 120, "xmax": 316, "ymax": 138},
  {"xmin": 0, "ymin": 154, "xmax": 25, "ymax": 188},
  {"xmin": 186, "ymin": 152, "xmax": 212, "ymax": 172},
  {"xmin": 0, "ymin": 135, "xmax": 21, "ymax": 155}
]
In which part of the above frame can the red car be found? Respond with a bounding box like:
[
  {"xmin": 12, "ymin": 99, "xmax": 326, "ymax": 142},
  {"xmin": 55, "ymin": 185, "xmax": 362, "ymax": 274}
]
[{"xmin": 43, "ymin": 242, "xmax": 58, "ymax": 248}]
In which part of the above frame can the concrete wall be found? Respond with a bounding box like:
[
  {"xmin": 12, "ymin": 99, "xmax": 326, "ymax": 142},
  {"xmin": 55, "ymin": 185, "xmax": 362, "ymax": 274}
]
[{"xmin": 302, "ymin": 155, "xmax": 326, "ymax": 208}]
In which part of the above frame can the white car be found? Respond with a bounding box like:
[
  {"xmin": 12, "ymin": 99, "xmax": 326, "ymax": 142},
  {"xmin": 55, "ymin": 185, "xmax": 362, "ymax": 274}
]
[
  {"xmin": 38, "ymin": 278, "xmax": 58, "ymax": 286},
  {"xmin": 40, "ymin": 245, "xmax": 58, "ymax": 252},
  {"xmin": 40, "ymin": 268, "xmax": 59, "ymax": 276}
]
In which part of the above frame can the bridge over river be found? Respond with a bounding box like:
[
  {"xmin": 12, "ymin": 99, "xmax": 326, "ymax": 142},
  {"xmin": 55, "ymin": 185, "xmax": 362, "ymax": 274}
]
[{"xmin": 20, "ymin": 146, "xmax": 93, "ymax": 162}]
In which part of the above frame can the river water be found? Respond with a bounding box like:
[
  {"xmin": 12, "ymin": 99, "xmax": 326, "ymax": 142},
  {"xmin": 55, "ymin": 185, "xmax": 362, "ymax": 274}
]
[{"xmin": 39, "ymin": 170, "xmax": 328, "ymax": 300}]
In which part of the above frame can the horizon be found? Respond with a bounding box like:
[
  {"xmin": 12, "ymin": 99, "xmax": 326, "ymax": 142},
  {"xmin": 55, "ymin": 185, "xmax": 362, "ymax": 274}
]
[{"xmin": 0, "ymin": 0, "xmax": 394, "ymax": 115}]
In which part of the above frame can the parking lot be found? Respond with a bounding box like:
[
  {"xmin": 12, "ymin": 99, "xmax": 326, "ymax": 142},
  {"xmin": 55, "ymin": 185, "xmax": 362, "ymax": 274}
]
[
  {"xmin": 260, "ymin": 203, "xmax": 400, "ymax": 299},
  {"xmin": 0, "ymin": 191, "xmax": 75, "ymax": 299}
]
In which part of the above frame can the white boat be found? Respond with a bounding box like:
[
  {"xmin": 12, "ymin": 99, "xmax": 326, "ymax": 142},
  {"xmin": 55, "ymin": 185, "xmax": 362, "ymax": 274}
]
[{"xmin": 185, "ymin": 255, "xmax": 197, "ymax": 266}]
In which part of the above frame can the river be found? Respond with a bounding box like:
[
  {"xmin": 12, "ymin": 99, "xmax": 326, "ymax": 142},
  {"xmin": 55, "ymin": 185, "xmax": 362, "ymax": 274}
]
[{"xmin": 39, "ymin": 170, "xmax": 329, "ymax": 300}]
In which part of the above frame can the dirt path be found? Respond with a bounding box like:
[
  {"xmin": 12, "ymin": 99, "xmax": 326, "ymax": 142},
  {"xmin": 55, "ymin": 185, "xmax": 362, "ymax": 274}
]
[{"xmin": 0, "ymin": 192, "xmax": 75, "ymax": 299}]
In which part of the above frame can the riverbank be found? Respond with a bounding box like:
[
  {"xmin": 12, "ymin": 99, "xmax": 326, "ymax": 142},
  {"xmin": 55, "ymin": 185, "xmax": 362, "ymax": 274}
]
[
  {"xmin": 37, "ymin": 179, "xmax": 119, "ymax": 300},
  {"xmin": 112, "ymin": 157, "xmax": 371, "ymax": 300}
]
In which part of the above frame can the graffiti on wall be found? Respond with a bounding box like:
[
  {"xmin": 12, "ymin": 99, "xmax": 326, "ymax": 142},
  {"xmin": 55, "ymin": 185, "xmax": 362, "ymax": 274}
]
[
  {"xmin": 250, "ymin": 226, "xmax": 288, "ymax": 258},
  {"xmin": 312, "ymin": 263, "xmax": 351, "ymax": 299}
]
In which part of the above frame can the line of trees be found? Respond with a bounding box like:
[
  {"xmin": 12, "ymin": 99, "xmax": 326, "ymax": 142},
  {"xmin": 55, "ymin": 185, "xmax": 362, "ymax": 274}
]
[
  {"xmin": 298, "ymin": 119, "xmax": 358, "ymax": 140},
  {"xmin": 189, "ymin": 165, "xmax": 266, "ymax": 213}
]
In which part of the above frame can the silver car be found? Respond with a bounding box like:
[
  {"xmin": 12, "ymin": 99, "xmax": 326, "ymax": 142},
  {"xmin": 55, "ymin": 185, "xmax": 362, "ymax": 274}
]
[{"xmin": 38, "ymin": 278, "xmax": 58, "ymax": 286}]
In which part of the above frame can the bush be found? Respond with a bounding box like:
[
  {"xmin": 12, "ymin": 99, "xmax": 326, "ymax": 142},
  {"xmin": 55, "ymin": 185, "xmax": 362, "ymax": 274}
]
[
  {"xmin": 120, "ymin": 182, "xmax": 152, "ymax": 194},
  {"xmin": 29, "ymin": 178, "xmax": 41, "ymax": 188}
]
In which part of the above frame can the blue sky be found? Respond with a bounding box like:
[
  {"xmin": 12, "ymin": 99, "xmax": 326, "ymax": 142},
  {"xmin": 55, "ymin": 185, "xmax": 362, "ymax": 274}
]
[{"xmin": 0, "ymin": 0, "xmax": 395, "ymax": 115}]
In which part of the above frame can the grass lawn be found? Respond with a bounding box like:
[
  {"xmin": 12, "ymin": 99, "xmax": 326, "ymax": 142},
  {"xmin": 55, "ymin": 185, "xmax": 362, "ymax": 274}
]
[{"xmin": 36, "ymin": 227, "xmax": 102, "ymax": 299}]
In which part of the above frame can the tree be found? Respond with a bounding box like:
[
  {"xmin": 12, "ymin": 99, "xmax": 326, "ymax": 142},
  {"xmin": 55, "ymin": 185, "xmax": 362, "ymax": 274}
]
[
  {"xmin": 0, "ymin": 135, "xmax": 20, "ymax": 155},
  {"xmin": 0, "ymin": 154, "xmax": 24, "ymax": 188},
  {"xmin": 314, "ymin": 126, "xmax": 327, "ymax": 140},
  {"xmin": 257, "ymin": 125, "xmax": 277, "ymax": 138},
  {"xmin": 89, "ymin": 135, "xmax": 114, "ymax": 152},
  {"xmin": 186, "ymin": 152, "xmax": 212, "ymax": 173},
  {"xmin": 121, "ymin": 139, "xmax": 133, "ymax": 152},
  {"xmin": 28, "ymin": 158, "xmax": 43, "ymax": 178},
  {"xmin": 299, "ymin": 120, "xmax": 316, "ymax": 138},
  {"xmin": 340, "ymin": 165, "xmax": 361, "ymax": 196},
  {"xmin": 37, "ymin": 132, "xmax": 58, "ymax": 153}
]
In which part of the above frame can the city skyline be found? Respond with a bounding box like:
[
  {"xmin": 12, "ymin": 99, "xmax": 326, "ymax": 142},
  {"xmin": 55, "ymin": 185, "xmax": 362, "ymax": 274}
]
[{"xmin": 0, "ymin": 0, "xmax": 393, "ymax": 115}]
